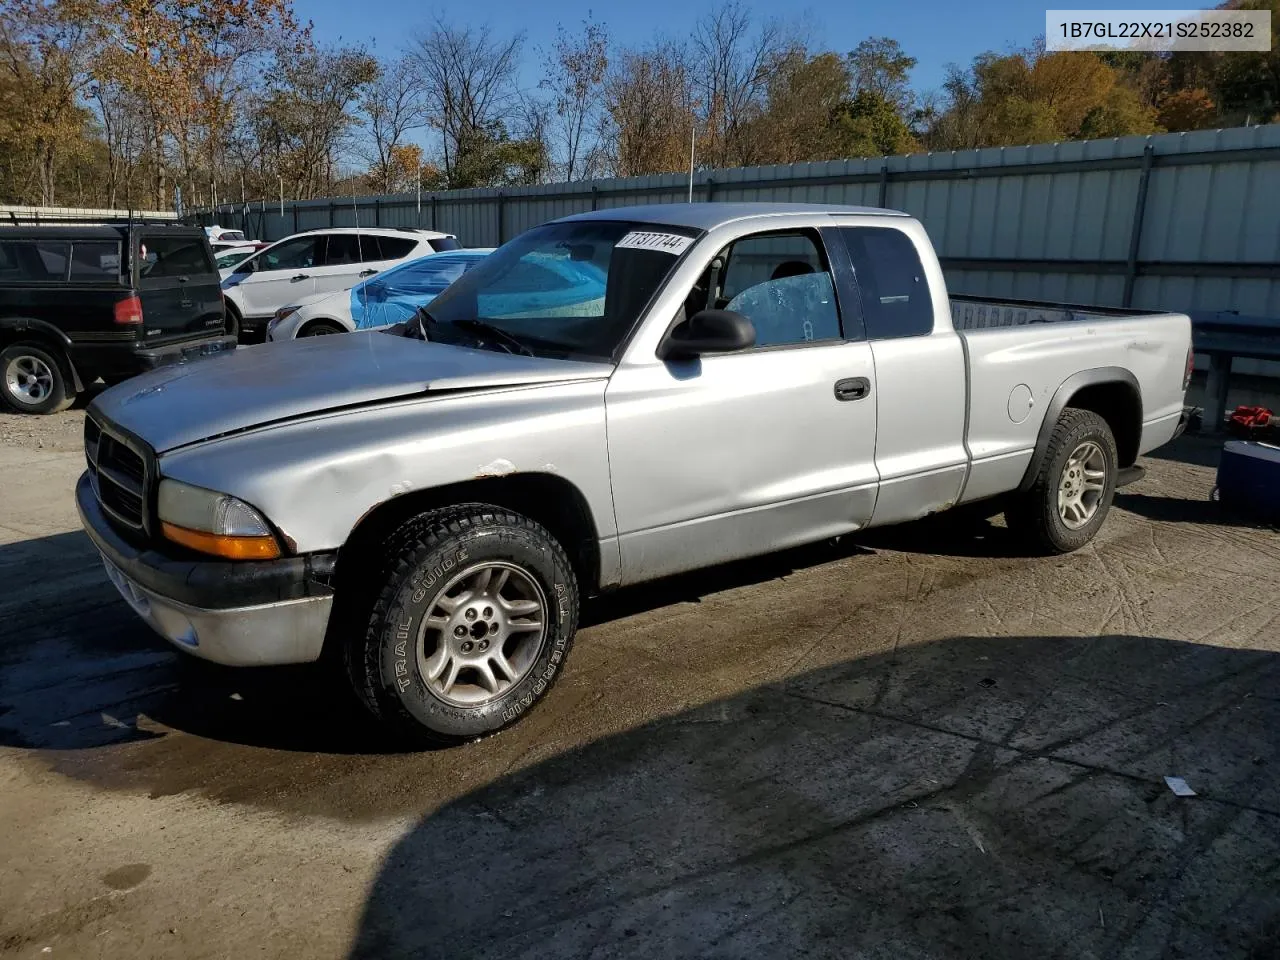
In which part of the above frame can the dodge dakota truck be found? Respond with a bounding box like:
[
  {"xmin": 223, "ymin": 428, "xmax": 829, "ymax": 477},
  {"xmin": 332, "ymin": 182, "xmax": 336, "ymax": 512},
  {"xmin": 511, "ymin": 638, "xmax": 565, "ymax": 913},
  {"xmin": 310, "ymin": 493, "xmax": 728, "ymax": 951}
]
[{"xmin": 77, "ymin": 203, "xmax": 1193, "ymax": 743}]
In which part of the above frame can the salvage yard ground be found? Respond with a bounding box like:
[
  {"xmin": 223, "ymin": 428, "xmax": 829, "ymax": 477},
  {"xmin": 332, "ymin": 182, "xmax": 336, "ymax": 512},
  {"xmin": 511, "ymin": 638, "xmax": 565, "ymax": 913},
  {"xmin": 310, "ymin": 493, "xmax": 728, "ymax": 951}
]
[{"xmin": 1, "ymin": 407, "xmax": 1279, "ymax": 959}]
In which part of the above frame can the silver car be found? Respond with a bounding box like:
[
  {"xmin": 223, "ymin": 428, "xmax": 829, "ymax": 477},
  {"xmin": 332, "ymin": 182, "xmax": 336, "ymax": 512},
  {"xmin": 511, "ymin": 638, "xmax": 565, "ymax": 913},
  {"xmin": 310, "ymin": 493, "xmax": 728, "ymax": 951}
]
[{"xmin": 77, "ymin": 203, "xmax": 1193, "ymax": 743}]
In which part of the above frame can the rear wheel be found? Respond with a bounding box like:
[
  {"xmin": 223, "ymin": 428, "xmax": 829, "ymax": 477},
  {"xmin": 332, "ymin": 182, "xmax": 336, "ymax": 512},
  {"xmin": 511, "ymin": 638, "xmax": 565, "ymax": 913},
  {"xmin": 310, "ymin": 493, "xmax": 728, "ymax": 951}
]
[
  {"xmin": 345, "ymin": 504, "xmax": 579, "ymax": 744},
  {"xmin": 299, "ymin": 320, "xmax": 344, "ymax": 337},
  {"xmin": 1, "ymin": 343, "xmax": 75, "ymax": 415},
  {"xmin": 1005, "ymin": 408, "xmax": 1118, "ymax": 553}
]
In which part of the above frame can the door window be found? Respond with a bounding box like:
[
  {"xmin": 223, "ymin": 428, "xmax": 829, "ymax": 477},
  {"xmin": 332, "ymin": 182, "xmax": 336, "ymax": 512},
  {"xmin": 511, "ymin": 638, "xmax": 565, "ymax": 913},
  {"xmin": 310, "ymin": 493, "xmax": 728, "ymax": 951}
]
[
  {"xmin": 0, "ymin": 240, "xmax": 69, "ymax": 281},
  {"xmin": 370, "ymin": 235, "xmax": 418, "ymax": 261},
  {"xmin": 839, "ymin": 227, "xmax": 933, "ymax": 340},
  {"xmin": 257, "ymin": 236, "xmax": 321, "ymax": 272},
  {"xmin": 715, "ymin": 233, "xmax": 841, "ymax": 347},
  {"xmin": 323, "ymin": 234, "xmax": 361, "ymax": 266},
  {"xmin": 69, "ymin": 241, "xmax": 122, "ymax": 280}
]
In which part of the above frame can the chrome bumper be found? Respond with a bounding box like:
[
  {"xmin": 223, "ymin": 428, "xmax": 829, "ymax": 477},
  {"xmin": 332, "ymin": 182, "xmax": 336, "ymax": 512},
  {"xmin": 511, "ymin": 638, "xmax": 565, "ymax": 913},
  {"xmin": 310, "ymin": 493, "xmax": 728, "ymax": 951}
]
[{"xmin": 100, "ymin": 555, "xmax": 332, "ymax": 666}]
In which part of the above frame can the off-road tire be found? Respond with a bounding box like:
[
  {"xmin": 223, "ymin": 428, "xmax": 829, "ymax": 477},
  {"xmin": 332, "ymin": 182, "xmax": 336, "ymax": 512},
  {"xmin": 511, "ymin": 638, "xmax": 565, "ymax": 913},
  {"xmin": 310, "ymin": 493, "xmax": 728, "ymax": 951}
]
[
  {"xmin": 345, "ymin": 504, "xmax": 579, "ymax": 745},
  {"xmin": 0, "ymin": 342, "xmax": 75, "ymax": 415},
  {"xmin": 1005, "ymin": 408, "xmax": 1119, "ymax": 554}
]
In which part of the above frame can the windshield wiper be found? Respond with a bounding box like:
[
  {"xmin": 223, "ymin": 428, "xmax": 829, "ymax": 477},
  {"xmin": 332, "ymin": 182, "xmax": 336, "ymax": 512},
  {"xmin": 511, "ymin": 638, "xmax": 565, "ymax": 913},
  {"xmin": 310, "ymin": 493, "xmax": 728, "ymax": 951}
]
[{"xmin": 451, "ymin": 319, "xmax": 535, "ymax": 357}]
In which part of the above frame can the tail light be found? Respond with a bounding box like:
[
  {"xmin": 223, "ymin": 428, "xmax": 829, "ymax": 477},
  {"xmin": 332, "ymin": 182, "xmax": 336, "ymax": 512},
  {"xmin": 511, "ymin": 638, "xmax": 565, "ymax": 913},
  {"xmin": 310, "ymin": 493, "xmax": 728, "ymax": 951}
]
[
  {"xmin": 113, "ymin": 294, "xmax": 143, "ymax": 326},
  {"xmin": 1183, "ymin": 345, "xmax": 1195, "ymax": 391}
]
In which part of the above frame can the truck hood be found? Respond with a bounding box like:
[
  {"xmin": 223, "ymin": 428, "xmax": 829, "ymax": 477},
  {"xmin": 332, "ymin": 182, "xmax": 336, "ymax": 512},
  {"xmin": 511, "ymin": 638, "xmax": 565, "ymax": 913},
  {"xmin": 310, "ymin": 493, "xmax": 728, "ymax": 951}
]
[{"xmin": 91, "ymin": 333, "xmax": 614, "ymax": 453}]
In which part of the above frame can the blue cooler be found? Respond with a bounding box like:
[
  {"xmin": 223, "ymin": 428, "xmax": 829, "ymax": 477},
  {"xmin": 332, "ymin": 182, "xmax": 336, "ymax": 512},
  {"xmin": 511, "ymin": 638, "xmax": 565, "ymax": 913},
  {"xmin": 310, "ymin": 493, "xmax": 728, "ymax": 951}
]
[{"xmin": 1216, "ymin": 441, "xmax": 1280, "ymax": 524}]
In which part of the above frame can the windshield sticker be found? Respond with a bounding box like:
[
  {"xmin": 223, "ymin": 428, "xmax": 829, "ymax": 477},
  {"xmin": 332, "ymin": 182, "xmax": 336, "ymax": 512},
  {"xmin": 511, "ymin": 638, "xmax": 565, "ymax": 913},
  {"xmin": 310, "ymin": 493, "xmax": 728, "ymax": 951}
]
[{"xmin": 616, "ymin": 231, "xmax": 694, "ymax": 255}]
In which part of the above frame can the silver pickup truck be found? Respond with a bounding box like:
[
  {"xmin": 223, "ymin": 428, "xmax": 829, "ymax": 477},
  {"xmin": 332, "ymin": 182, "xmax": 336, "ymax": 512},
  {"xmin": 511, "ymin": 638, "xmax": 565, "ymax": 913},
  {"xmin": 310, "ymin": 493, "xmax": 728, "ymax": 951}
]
[{"xmin": 77, "ymin": 203, "xmax": 1193, "ymax": 742}]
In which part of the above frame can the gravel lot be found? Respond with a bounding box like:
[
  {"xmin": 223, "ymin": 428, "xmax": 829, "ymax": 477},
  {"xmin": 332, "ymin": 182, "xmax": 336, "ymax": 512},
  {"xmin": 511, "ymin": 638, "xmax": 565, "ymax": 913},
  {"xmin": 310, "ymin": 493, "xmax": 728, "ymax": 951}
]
[{"xmin": 1, "ymin": 409, "xmax": 1278, "ymax": 959}]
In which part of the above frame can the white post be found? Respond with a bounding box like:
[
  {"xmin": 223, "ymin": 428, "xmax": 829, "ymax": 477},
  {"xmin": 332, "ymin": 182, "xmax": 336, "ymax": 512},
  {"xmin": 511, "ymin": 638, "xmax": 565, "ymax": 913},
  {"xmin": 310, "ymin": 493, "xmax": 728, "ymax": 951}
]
[
  {"xmin": 688, "ymin": 124, "xmax": 696, "ymax": 203},
  {"xmin": 279, "ymin": 174, "xmax": 284, "ymax": 216}
]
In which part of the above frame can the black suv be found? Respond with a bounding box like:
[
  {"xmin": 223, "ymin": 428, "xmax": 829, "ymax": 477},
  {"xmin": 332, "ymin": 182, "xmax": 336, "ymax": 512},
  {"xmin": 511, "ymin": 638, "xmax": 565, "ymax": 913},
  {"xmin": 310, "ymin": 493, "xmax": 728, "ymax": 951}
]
[{"xmin": 0, "ymin": 221, "xmax": 235, "ymax": 414}]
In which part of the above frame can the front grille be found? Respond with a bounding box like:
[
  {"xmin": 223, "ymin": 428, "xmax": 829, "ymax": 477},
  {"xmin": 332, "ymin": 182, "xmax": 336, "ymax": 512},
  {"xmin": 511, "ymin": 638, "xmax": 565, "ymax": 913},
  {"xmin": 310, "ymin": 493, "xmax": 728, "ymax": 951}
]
[{"xmin": 85, "ymin": 415, "xmax": 149, "ymax": 533}]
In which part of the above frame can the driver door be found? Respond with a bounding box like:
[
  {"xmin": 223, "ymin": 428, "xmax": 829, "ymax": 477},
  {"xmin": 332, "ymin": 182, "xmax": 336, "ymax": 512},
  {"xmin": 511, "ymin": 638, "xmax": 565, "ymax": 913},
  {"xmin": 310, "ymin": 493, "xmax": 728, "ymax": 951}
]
[{"xmin": 605, "ymin": 228, "xmax": 880, "ymax": 585}]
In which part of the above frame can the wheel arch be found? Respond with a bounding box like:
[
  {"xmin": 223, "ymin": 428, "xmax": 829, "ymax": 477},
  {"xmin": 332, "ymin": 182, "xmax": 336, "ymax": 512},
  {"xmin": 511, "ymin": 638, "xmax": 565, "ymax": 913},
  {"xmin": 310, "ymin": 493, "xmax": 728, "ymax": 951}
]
[
  {"xmin": 1018, "ymin": 367, "xmax": 1142, "ymax": 492},
  {"xmin": 336, "ymin": 472, "xmax": 603, "ymax": 598},
  {"xmin": 0, "ymin": 316, "xmax": 84, "ymax": 393},
  {"xmin": 295, "ymin": 316, "xmax": 349, "ymax": 337}
]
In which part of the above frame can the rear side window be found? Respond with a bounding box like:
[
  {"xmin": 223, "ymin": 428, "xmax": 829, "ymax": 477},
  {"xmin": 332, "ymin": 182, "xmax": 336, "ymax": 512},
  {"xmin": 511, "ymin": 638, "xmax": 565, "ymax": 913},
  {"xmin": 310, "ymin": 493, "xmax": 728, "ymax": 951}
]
[
  {"xmin": 0, "ymin": 240, "xmax": 69, "ymax": 281},
  {"xmin": 374, "ymin": 236, "xmax": 418, "ymax": 260},
  {"xmin": 839, "ymin": 227, "xmax": 933, "ymax": 340},
  {"xmin": 69, "ymin": 241, "xmax": 121, "ymax": 280},
  {"xmin": 429, "ymin": 236, "xmax": 460, "ymax": 252},
  {"xmin": 324, "ymin": 234, "xmax": 361, "ymax": 266},
  {"xmin": 139, "ymin": 235, "xmax": 214, "ymax": 280}
]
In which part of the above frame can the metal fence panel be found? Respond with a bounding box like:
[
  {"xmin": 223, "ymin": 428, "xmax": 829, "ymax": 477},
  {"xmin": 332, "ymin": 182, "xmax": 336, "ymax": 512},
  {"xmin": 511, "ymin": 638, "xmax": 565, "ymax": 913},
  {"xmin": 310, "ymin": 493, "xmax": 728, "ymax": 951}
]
[{"xmin": 200, "ymin": 124, "xmax": 1280, "ymax": 336}]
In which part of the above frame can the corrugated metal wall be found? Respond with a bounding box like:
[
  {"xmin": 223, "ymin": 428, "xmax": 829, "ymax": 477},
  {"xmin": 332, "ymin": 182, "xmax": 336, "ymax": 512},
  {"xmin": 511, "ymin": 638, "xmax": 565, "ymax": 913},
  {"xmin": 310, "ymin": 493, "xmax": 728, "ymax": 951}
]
[{"xmin": 206, "ymin": 125, "xmax": 1280, "ymax": 325}]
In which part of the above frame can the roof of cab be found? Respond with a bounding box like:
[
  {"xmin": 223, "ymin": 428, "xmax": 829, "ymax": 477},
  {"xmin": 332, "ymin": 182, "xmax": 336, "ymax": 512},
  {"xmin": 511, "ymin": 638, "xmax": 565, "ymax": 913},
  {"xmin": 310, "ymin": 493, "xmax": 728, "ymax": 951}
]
[{"xmin": 555, "ymin": 202, "xmax": 908, "ymax": 231}]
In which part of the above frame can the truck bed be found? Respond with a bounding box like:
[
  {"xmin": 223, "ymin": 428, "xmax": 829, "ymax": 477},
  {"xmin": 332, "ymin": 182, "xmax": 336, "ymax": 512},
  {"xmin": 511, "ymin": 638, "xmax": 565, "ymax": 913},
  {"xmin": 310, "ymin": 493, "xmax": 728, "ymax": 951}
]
[{"xmin": 950, "ymin": 294, "xmax": 1153, "ymax": 331}]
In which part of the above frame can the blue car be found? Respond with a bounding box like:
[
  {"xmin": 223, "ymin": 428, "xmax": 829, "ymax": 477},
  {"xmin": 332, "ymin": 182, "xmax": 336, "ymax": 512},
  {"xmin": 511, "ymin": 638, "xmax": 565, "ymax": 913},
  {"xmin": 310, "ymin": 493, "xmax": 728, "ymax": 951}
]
[{"xmin": 267, "ymin": 248, "xmax": 495, "ymax": 340}]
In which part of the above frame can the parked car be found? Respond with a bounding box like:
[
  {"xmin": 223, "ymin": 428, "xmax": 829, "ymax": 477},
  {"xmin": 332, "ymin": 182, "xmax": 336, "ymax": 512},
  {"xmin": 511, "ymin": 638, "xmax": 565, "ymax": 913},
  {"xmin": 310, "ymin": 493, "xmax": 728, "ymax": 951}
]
[
  {"xmin": 213, "ymin": 244, "xmax": 265, "ymax": 271},
  {"xmin": 267, "ymin": 248, "xmax": 495, "ymax": 339},
  {"xmin": 204, "ymin": 225, "xmax": 248, "ymax": 244},
  {"xmin": 220, "ymin": 227, "xmax": 460, "ymax": 343},
  {"xmin": 76, "ymin": 203, "xmax": 1192, "ymax": 743},
  {"xmin": 0, "ymin": 221, "xmax": 234, "ymax": 414}
]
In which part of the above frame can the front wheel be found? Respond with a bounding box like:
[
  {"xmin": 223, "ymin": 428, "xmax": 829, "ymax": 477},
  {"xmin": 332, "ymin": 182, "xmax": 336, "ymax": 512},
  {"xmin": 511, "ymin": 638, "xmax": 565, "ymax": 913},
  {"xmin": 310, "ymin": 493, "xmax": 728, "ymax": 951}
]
[
  {"xmin": 1, "ymin": 343, "xmax": 75, "ymax": 414},
  {"xmin": 346, "ymin": 505, "xmax": 579, "ymax": 744},
  {"xmin": 299, "ymin": 320, "xmax": 344, "ymax": 337},
  {"xmin": 1005, "ymin": 408, "xmax": 1119, "ymax": 554}
]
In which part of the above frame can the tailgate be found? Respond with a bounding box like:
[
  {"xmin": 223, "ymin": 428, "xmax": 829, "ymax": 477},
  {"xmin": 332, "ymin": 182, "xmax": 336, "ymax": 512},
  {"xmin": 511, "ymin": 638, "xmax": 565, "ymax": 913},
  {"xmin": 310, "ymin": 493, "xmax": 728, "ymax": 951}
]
[{"xmin": 136, "ymin": 233, "xmax": 227, "ymax": 343}]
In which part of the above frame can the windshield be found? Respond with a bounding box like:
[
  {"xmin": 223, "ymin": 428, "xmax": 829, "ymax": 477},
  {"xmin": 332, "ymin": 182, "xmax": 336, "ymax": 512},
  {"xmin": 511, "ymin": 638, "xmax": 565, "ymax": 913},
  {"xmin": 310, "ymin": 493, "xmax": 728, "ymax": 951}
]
[
  {"xmin": 420, "ymin": 220, "xmax": 699, "ymax": 360},
  {"xmin": 352, "ymin": 251, "xmax": 490, "ymax": 330}
]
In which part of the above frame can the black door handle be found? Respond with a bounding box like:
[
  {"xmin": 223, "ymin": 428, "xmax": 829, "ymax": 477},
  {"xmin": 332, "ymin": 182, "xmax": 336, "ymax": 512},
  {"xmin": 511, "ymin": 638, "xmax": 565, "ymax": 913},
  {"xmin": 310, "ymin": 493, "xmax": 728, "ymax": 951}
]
[
  {"xmin": 834, "ymin": 377, "xmax": 871, "ymax": 402},
  {"xmin": 291, "ymin": 273, "xmax": 309, "ymax": 282},
  {"xmin": 358, "ymin": 268, "xmax": 378, "ymax": 277}
]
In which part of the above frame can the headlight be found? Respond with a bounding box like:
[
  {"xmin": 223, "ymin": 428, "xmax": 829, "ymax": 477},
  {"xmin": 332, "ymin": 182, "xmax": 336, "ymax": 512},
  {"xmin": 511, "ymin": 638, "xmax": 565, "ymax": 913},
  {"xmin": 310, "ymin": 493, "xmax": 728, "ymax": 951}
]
[{"xmin": 157, "ymin": 479, "xmax": 281, "ymax": 560}]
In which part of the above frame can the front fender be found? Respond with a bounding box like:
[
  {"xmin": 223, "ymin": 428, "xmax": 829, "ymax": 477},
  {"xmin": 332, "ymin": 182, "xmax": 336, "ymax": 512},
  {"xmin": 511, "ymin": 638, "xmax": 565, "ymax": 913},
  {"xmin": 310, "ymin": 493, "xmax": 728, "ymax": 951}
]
[{"xmin": 156, "ymin": 380, "xmax": 615, "ymax": 554}]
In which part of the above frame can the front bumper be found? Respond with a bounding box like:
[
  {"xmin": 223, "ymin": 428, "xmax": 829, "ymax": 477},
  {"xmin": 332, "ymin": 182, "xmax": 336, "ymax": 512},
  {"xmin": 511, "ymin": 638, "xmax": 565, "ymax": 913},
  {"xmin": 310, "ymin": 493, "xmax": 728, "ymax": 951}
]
[{"xmin": 76, "ymin": 472, "xmax": 336, "ymax": 666}]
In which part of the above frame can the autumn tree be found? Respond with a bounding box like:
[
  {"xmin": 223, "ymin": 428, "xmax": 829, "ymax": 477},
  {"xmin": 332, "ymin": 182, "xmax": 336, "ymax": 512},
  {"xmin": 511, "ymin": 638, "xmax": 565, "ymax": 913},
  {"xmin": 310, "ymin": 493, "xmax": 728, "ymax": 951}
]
[
  {"xmin": 604, "ymin": 40, "xmax": 696, "ymax": 177},
  {"xmin": 0, "ymin": 0, "xmax": 98, "ymax": 204},
  {"xmin": 848, "ymin": 37, "xmax": 916, "ymax": 114},
  {"xmin": 691, "ymin": 2, "xmax": 792, "ymax": 167},
  {"xmin": 541, "ymin": 16, "xmax": 609, "ymax": 181}
]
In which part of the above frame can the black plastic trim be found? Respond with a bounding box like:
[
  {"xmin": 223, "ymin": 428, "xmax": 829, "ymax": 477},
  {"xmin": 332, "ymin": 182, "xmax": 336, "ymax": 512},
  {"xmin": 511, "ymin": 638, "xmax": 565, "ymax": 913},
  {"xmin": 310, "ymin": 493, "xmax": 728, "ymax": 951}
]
[
  {"xmin": 1017, "ymin": 366, "xmax": 1141, "ymax": 493},
  {"xmin": 77, "ymin": 472, "xmax": 336, "ymax": 609}
]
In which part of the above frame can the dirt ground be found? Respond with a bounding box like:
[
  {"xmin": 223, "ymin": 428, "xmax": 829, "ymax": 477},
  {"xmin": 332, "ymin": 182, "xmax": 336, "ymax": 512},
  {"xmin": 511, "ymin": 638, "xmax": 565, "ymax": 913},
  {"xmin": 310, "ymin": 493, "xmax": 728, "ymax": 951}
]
[{"xmin": 1, "ymin": 412, "xmax": 1279, "ymax": 959}]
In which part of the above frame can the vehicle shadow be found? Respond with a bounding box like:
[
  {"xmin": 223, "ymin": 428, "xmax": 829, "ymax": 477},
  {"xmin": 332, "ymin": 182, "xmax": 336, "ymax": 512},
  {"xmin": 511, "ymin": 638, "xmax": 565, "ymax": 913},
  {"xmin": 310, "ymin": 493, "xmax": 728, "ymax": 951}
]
[
  {"xmin": 347, "ymin": 633, "xmax": 1280, "ymax": 959},
  {"xmin": 1115, "ymin": 491, "xmax": 1272, "ymax": 529}
]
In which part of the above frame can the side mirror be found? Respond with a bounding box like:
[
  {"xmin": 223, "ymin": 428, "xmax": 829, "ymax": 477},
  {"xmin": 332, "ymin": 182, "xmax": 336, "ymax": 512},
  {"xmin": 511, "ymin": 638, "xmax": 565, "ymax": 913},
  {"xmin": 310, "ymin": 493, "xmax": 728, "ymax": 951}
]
[
  {"xmin": 657, "ymin": 309, "xmax": 756, "ymax": 361},
  {"xmin": 234, "ymin": 258, "xmax": 256, "ymax": 275}
]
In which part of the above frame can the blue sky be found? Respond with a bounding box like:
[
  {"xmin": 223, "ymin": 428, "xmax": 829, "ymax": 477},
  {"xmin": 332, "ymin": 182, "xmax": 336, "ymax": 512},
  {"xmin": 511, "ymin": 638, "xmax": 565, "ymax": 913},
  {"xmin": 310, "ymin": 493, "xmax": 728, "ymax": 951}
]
[{"xmin": 303, "ymin": 0, "xmax": 1045, "ymax": 95}]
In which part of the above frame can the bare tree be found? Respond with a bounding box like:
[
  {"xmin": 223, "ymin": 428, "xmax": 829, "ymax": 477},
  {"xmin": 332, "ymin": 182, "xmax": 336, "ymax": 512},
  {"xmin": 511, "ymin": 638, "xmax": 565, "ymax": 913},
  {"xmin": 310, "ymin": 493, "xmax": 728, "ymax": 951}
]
[
  {"xmin": 361, "ymin": 56, "xmax": 429, "ymax": 192},
  {"xmin": 413, "ymin": 16, "xmax": 524, "ymax": 186},
  {"xmin": 691, "ymin": 1, "xmax": 790, "ymax": 168},
  {"xmin": 540, "ymin": 16, "xmax": 608, "ymax": 181}
]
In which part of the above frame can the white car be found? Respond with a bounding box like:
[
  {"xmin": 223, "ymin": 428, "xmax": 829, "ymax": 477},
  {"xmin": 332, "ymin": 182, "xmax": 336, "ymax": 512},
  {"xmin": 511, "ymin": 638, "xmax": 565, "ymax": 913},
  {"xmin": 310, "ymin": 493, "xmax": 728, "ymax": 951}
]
[
  {"xmin": 221, "ymin": 227, "xmax": 459, "ymax": 341},
  {"xmin": 205, "ymin": 226, "xmax": 248, "ymax": 244},
  {"xmin": 267, "ymin": 248, "xmax": 494, "ymax": 340}
]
